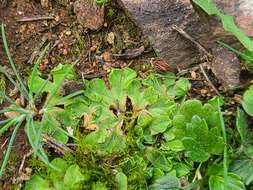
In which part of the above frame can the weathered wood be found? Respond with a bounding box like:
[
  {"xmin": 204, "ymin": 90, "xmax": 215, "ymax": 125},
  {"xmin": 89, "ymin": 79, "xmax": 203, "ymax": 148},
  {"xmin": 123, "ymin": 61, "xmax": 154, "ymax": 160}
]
[{"xmin": 118, "ymin": 0, "xmax": 253, "ymax": 87}]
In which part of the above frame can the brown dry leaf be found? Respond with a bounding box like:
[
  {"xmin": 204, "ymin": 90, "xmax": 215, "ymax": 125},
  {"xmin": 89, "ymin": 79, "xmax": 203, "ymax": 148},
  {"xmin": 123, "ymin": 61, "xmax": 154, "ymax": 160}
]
[
  {"xmin": 107, "ymin": 32, "xmax": 115, "ymax": 45},
  {"xmin": 40, "ymin": 0, "xmax": 49, "ymax": 8},
  {"xmin": 191, "ymin": 71, "xmax": 197, "ymax": 79},
  {"xmin": 85, "ymin": 124, "xmax": 98, "ymax": 131},
  {"xmin": 4, "ymin": 111, "xmax": 21, "ymax": 119},
  {"xmin": 102, "ymin": 51, "xmax": 113, "ymax": 63},
  {"xmin": 83, "ymin": 114, "xmax": 98, "ymax": 131},
  {"xmin": 74, "ymin": 0, "xmax": 104, "ymax": 31},
  {"xmin": 151, "ymin": 58, "xmax": 171, "ymax": 72},
  {"xmin": 4, "ymin": 98, "xmax": 22, "ymax": 119}
]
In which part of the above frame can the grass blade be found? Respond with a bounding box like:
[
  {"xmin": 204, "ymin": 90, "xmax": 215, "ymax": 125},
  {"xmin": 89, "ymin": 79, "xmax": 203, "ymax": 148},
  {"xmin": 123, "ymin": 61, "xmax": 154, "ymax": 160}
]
[
  {"xmin": 25, "ymin": 117, "xmax": 59, "ymax": 171},
  {"xmin": 2, "ymin": 93, "xmax": 23, "ymax": 108},
  {"xmin": 217, "ymin": 99, "xmax": 228, "ymax": 190},
  {"xmin": 0, "ymin": 119, "xmax": 15, "ymax": 135},
  {"xmin": 0, "ymin": 65, "xmax": 27, "ymax": 98},
  {"xmin": 0, "ymin": 118, "xmax": 23, "ymax": 177},
  {"xmin": 29, "ymin": 44, "xmax": 50, "ymax": 100},
  {"xmin": 217, "ymin": 41, "xmax": 253, "ymax": 62},
  {"xmin": 25, "ymin": 117, "xmax": 49, "ymax": 164},
  {"xmin": 1, "ymin": 24, "xmax": 29, "ymax": 100},
  {"xmin": 0, "ymin": 118, "xmax": 13, "ymax": 125},
  {"xmin": 45, "ymin": 116, "xmax": 77, "ymax": 140},
  {"xmin": 44, "ymin": 90, "xmax": 84, "ymax": 111},
  {"xmin": 33, "ymin": 79, "xmax": 49, "ymax": 101},
  {"xmin": 0, "ymin": 106, "xmax": 31, "ymax": 115}
]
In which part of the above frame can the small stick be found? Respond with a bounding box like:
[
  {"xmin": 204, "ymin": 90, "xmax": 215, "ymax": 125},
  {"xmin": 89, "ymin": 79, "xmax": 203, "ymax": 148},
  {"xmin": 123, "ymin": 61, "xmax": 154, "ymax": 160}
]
[
  {"xmin": 18, "ymin": 150, "xmax": 33, "ymax": 174},
  {"xmin": 200, "ymin": 64, "xmax": 221, "ymax": 96},
  {"xmin": 17, "ymin": 16, "xmax": 54, "ymax": 22},
  {"xmin": 173, "ymin": 25, "xmax": 220, "ymax": 96},
  {"xmin": 15, "ymin": 21, "xmax": 62, "ymax": 47},
  {"xmin": 172, "ymin": 25, "xmax": 213, "ymax": 58},
  {"xmin": 1, "ymin": 138, "xmax": 8, "ymax": 149},
  {"xmin": 42, "ymin": 134, "xmax": 72, "ymax": 155}
]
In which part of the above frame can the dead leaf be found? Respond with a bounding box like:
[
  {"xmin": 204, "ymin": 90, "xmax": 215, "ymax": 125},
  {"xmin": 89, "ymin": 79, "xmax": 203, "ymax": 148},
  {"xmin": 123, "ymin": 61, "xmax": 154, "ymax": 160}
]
[
  {"xmin": 83, "ymin": 114, "xmax": 98, "ymax": 131},
  {"xmin": 113, "ymin": 46, "xmax": 145, "ymax": 60},
  {"xmin": 107, "ymin": 32, "xmax": 115, "ymax": 45},
  {"xmin": 151, "ymin": 58, "xmax": 171, "ymax": 72},
  {"xmin": 85, "ymin": 124, "xmax": 98, "ymax": 131},
  {"xmin": 4, "ymin": 98, "xmax": 22, "ymax": 118},
  {"xmin": 4, "ymin": 111, "xmax": 21, "ymax": 119},
  {"xmin": 102, "ymin": 51, "xmax": 113, "ymax": 63},
  {"xmin": 40, "ymin": 0, "xmax": 49, "ymax": 8}
]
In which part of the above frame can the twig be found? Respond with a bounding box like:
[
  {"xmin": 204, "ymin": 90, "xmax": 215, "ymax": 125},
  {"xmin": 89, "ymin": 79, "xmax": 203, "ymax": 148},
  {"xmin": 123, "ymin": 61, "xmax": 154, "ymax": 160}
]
[
  {"xmin": 18, "ymin": 150, "xmax": 33, "ymax": 174},
  {"xmin": 15, "ymin": 21, "xmax": 62, "ymax": 48},
  {"xmin": 1, "ymin": 138, "xmax": 8, "ymax": 149},
  {"xmin": 113, "ymin": 46, "xmax": 145, "ymax": 60},
  {"xmin": 200, "ymin": 64, "xmax": 221, "ymax": 96},
  {"xmin": 16, "ymin": 16, "xmax": 54, "ymax": 22},
  {"xmin": 172, "ymin": 25, "xmax": 220, "ymax": 96},
  {"xmin": 42, "ymin": 134, "xmax": 72, "ymax": 155},
  {"xmin": 172, "ymin": 25, "xmax": 213, "ymax": 59}
]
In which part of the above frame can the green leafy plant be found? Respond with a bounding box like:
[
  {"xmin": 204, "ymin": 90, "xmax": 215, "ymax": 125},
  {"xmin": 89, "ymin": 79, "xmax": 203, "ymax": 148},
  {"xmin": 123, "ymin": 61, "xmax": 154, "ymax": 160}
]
[
  {"xmin": 24, "ymin": 68, "xmax": 192, "ymax": 189},
  {"xmin": 25, "ymin": 158, "xmax": 86, "ymax": 190},
  {"xmin": 96, "ymin": 0, "xmax": 110, "ymax": 4},
  {"xmin": 192, "ymin": 0, "xmax": 253, "ymax": 52},
  {"xmin": 242, "ymin": 85, "xmax": 253, "ymax": 117},
  {"xmin": 23, "ymin": 67, "xmax": 249, "ymax": 189},
  {"xmin": 193, "ymin": 0, "xmax": 253, "ymax": 70},
  {"xmin": 0, "ymin": 24, "xmax": 83, "ymax": 177},
  {"xmin": 230, "ymin": 103, "xmax": 253, "ymax": 186}
]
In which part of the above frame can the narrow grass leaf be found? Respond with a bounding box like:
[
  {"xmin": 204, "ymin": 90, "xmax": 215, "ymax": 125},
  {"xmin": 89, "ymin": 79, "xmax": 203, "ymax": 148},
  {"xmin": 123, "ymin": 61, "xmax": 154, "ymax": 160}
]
[
  {"xmin": 29, "ymin": 44, "xmax": 50, "ymax": 100},
  {"xmin": 217, "ymin": 99, "xmax": 228, "ymax": 190},
  {"xmin": 0, "ymin": 119, "xmax": 23, "ymax": 177},
  {"xmin": 0, "ymin": 119, "xmax": 16, "ymax": 135},
  {"xmin": 25, "ymin": 117, "xmax": 50, "ymax": 166},
  {"xmin": 1, "ymin": 24, "xmax": 29, "ymax": 100},
  {"xmin": 44, "ymin": 90, "xmax": 84, "ymax": 111},
  {"xmin": 0, "ymin": 65, "xmax": 27, "ymax": 98}
]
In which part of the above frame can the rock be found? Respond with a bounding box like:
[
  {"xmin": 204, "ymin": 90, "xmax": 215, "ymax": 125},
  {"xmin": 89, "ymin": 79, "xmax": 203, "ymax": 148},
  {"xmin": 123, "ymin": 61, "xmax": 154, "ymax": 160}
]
[
  {"xmin": 117, "ymin": 0, "xmax": 253, "ymax": 87},
  {"xmin": 74, "ymin": 0, "xmax": 104, "ymax": 31},
  {"xmin": 211, "ymin": 45, "xmax": 241, "ymax": 88}
]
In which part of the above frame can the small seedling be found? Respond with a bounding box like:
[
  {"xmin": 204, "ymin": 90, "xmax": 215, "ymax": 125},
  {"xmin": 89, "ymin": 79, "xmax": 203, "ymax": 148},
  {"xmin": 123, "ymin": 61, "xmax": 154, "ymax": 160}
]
[{"xmin": 0, "ymin": 24, "xmax": 83, "ymax": 177}]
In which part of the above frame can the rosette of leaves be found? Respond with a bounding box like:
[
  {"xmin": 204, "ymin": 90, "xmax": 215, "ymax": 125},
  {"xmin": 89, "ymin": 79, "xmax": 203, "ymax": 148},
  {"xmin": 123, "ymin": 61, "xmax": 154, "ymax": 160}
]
[
  {"xmin": 0, "ymin": 24, "xmax": 83, "ymax": 177},
  {"xmin": 136, "ymin": 73, "xmax": 191, "ymax": 142},
  {"xmin": 75, "ymin": 68, "xmax": 190, "ymax": 154},
  {"xmin": 167, "ymin": 100, "xmax": 224, "ymax": 162}
]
